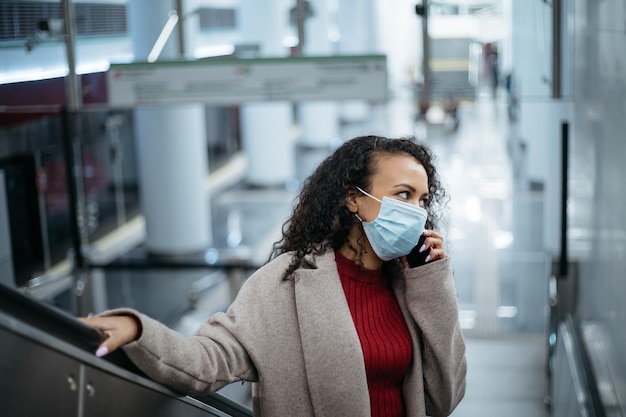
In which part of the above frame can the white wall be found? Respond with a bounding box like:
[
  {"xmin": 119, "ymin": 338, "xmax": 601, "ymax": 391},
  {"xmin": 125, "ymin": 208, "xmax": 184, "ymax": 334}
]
[
  {"xmin": 511, "ymin": 0, "xmax": 552, "ymax": 98},
  {"xmin": 510, "ymin": 0, "xmax": 573, "ymax": 255}
]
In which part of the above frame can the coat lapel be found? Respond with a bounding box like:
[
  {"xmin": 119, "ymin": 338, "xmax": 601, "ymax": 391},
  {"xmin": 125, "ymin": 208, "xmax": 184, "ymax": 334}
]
[
  {"xmin": 294, "ymin": 250, "xmax": 371, "ymax": 417},
  {"xmin": 393, "ymin": 277, "xmax": 426, "ymax": 416}
]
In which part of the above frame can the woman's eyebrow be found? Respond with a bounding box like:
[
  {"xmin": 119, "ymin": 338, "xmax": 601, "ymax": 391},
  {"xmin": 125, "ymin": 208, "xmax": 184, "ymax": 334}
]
[{"xmin": 392, "ymin": 183, "xmax": 416, "ymax": 192}]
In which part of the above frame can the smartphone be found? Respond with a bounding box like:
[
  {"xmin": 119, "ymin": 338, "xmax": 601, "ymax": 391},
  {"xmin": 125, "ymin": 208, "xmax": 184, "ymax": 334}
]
[{"xmin": 405, "ymin": 234, "xmax": 430, "ymax": 267}]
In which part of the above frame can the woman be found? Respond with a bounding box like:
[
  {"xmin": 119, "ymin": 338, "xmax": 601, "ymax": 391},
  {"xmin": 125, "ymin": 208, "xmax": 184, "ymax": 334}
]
[{"xmin": 81, "ymin": 135, "xmax": 466, "ymax": 417}]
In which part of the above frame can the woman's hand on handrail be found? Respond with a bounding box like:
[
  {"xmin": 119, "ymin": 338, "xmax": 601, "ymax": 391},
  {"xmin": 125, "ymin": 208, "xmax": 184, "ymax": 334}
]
[{"xmin": 78, "ymin": 315, "xmax": 141, "ymax": 357}]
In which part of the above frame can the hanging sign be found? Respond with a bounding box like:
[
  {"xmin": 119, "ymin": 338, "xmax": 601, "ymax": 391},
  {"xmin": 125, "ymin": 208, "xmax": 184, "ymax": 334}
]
[{"xmin": 106, "ymin": 55, "xmax": 387, "ymax": 107}]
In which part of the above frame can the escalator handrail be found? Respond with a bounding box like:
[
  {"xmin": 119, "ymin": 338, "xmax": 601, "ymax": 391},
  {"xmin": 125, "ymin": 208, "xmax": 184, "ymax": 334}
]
[
  {"xmin": 0, "ymin": 282, "xmax": 253, "ymax": 417},
  {"xmin": 193, "ymin": 394, "xmax": 254, "ymax": 417}
]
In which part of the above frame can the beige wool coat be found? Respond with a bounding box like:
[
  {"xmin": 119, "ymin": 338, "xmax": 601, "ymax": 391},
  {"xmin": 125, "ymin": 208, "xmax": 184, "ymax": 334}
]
[{"xmin": 114, "ymin": 248, "xmax": 467, "ymax": 417}]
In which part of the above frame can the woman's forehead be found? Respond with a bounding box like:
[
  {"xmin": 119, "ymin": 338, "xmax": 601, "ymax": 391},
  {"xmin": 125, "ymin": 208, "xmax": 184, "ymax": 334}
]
[
  {"xmin": 371, "ymin": 152, "xmax": 423, "ymax": 173},
  {"xmin": 370, "ymin": 153, "xmax": 428, "ymax": 187}
]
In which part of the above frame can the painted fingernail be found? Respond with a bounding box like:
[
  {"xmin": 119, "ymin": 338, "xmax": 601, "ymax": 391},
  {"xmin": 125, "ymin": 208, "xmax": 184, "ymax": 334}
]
[
  {"xmin": 425, "ymin": 255, "xmax": 431, "ymax": 263},
  {"xmin": 95, "ymin": 346, "xmax": 109, "ymax": 357},
  {"xmin": 419, "ymin": 244, "xmax": 426, "ymax": 252}
]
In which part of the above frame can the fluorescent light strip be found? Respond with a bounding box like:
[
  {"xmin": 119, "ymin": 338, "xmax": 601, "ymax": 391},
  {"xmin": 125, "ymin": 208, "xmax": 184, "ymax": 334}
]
[
  {"xmin": 0, "ymin": 61, "xmax": 112, "ymax": 85},
  {"xmin": 147, "ymin": 11, "xmax": 179, "ymax": 63}
]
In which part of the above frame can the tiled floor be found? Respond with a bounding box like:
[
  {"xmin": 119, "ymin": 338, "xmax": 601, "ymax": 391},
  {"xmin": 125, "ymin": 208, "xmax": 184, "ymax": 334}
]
[{"xmin": 451, "ymin": 334, "xmax": 550, "ymax": 417}]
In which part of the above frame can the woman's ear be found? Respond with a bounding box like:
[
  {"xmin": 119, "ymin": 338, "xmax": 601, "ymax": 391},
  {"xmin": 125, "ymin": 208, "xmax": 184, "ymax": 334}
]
[{"xmin": 345, "ymin": 187, "xmax": 359, "ymax": 213}]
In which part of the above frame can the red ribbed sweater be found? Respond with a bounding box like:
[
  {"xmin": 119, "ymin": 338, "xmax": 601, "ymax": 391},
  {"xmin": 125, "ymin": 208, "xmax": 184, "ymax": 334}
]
[{"xmin": 335, "ymin": 251, "xmax": 413, "ymax": 417}]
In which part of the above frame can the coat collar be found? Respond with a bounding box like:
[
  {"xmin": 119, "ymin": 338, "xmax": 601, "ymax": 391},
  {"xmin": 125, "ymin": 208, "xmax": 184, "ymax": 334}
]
[{"xmin": 293, "ymin": 249, "xmax": 371, "ymax": 417}]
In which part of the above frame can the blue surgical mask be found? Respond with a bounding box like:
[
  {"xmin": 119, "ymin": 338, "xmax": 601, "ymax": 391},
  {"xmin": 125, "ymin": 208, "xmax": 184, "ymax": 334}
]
[{"xmin": 355, "ymin": 186, "xmax": 428, "ymax": 261}]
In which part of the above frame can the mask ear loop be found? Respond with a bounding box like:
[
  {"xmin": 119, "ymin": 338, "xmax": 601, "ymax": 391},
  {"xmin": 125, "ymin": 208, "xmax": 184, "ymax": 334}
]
[
  {"xmin": 355, "ymin": 186, "xmax": 382, "ymax": 203},
  {"xmin": 352, "ymin": 186, "xmax": 367, "ymax": 223}
]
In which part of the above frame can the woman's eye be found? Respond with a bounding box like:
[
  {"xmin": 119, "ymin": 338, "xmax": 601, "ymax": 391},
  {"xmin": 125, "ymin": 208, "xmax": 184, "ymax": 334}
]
[{"xmin": 397, "ymin": 191, "xmax": 410, "ymax": 199}]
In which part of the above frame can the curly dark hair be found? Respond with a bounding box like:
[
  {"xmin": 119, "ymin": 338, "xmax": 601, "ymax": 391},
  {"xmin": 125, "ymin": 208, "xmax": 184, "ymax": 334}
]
[{"xmin": 271, "ymin": 135, "xmax": 447, "ymax": 280}]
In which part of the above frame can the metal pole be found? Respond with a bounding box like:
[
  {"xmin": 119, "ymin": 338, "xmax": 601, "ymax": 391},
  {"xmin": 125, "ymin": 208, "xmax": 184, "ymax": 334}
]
[
  {"xmin": 62, "ymin": 0, "xmax": 81, "ymax": 110},
  {"xmin": 175, "ymin": 0, "xmax": 186, "ymax": 58},
  {"xmin": 552, "ymin": 0, "xmax": 561, "ymax": 99},
  {"xmin": 420, "ymin": 0, "xmax": 431, "ymax": 113},
  {"xmin": 294, "ymin": 0, "xmax": 306, "ymax": 56},
  {"xmin": 559, "ymin": 121, "xmax": 568, "ymax": 277},
  {"xmin": 61, "ymin": 108, "xmax": 91, "ymax": 316}
]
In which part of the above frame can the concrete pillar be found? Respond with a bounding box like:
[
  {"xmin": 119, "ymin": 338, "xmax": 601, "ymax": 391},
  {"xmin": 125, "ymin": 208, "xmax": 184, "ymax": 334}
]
[
  {"xmin": 296, "ymin": 0, "xmax": 340, "ymax": 181},
  {"xmin": 128, "ymin": 0, "xmax": 211, "ymax": 255},
  {"xmin": 239, "ymin": 0, "xmax": 296, "ymax": 187},
  {"xmin": 299, "ymin": 0, "xmax": 340, "ymax": 146},
  {"xmin": 134, "ymin": 106, "xmax": 210, "ymax": 254},
  {"xmin": 336, "ymin": 0, "xmax": 376, "ymax": 122},
  {"xmin": 240, "ymin": 102, "xmax": 294, "ymax": 186}
]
